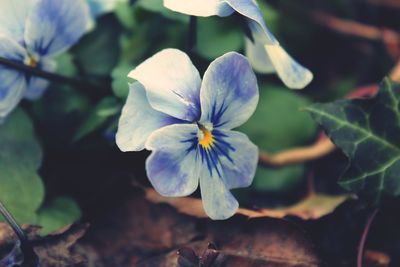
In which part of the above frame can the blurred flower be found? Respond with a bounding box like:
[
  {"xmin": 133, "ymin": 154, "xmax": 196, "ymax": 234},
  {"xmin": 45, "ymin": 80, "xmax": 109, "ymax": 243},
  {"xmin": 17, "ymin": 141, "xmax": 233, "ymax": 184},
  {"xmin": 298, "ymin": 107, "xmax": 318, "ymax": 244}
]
[
  {"xmin": 116, "ymin": 49, "xmax": 259, "ymax": 220},
  {"xmin": 87, "ymin": 0, "xmax": 127, "ymax": 18},
  {"xmin": 164, "ymin": 0, "xmax": 313, "ymax": 89},
  {"xmin": 0, "ymin": 0, "xmax": 89, "ymax": 120}
]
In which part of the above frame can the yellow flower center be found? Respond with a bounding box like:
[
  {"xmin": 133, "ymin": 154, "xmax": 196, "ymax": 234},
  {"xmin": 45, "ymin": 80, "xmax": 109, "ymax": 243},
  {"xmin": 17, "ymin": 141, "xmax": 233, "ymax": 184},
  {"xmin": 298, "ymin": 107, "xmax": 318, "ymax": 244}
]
[
  {"xmin": 24, "ymin": 55, "xmax": 38, "ymax": 68},
  {"xmin": 198, "ymin": 125, "xmax": 214, "ymax": 150}
]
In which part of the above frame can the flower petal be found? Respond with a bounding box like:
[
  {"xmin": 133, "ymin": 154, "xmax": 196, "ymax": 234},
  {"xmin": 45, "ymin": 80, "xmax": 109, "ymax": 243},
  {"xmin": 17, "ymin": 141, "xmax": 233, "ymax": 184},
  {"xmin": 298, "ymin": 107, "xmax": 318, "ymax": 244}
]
[
  {"xmin": 0, "ymin": 35, "xmax": 28, "ymax": 119},
  {"xmin": 0, "ymin": 0, "xmax": 35, "ymax": 42},
  {"xmin": 0, "ymin": 68, "xmax": 26, "ymax": 120},
  {"xmin": 116, "ymin": 82, "xmax": 181, "ymax": 152},
  {"xmin": 128, "ymin": 49, "xmax": 201, "ymax": 121},
  {"xmin": 164, "ymin": 0, "xmax": 234, "ymax": 17},
  {"xmin": 145, "ymin": 124, "xmax": 201, "ymax": 197},
  {"xmin": 266, "ymin": 44, "xmax": 313, "ymax": 89},
  {"xmin": 24, "ymin": 0, "xmax": 90, "ymax": 57},
  {"xmin": 200, "ymin": 52, "xmax": 258, "ymax": 129},
  {"xmin": 200, "ymin": 166, "xmax": 238, "ymax": 220},
  {"xmin": 225, "ymin": 0, "xmax": 277, "ymax": 45},
  {"xmin": 24, "ymin": 59, "xmax": 57, "ymax": 100},
  {"xmin": 0, "ymin": 34, "xmax": 27, "ymax": 61},
  {"xmin": 213, "ymin": 130, "xmax": 258, "ymax": 189},
  {"xmin": 245, "ymin": 37, "xmax": 313, "ymax": 89},
  {"xmin": 244, "ymin": 37, "xmax": 275, "ymax": 73}
]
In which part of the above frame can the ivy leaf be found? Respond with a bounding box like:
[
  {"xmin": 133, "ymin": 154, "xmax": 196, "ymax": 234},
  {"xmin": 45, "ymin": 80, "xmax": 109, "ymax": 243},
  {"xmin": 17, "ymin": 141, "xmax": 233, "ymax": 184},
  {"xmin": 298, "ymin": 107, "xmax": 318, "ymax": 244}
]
[
  {"xmin": 0, "ymin": 109, "xmax": 45, "ymax": 223},
  {"xmin": 305, "ymin": 78, "xmax": 400, "ymax": 202}
]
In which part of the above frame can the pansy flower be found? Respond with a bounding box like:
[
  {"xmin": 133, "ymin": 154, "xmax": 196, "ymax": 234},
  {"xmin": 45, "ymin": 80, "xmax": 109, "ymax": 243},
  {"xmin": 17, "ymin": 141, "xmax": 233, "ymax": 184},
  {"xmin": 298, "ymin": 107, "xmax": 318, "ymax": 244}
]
[
  {"xmin": 164, "ymin": 0, "xmax": 313, "ymax": 89},
  {"xmin": 116, "ymin": 49, "xmax": 259, "ymax": 219},
  {"xmin": 0, "ymin": 0, "xmax": 89, "ymax": 120}
]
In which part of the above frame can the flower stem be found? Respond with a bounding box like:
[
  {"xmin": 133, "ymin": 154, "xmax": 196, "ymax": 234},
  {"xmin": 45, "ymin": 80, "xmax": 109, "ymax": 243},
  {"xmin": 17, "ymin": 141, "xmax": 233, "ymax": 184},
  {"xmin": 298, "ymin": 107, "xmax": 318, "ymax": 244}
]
[
  {"xmin": 357, "ymin": 208, "xmax": 379, "ymax": 267},
  {"xmin": 0, "ymin": 56, "xmax": 109, "ymax": 92},
  {"xmin": 0, "ymin": 200, "xmax": 27, "ymax": 243},
  {"xmin": 187, "ymin": 16, "xmax": 197, "ymax": 56}
]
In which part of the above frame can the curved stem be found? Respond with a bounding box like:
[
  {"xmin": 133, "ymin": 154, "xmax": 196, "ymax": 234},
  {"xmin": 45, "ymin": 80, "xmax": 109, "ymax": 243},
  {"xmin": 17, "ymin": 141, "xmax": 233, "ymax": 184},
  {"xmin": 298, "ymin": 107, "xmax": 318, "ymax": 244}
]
[
  {"xmin": 0, "ymin": 200, "xmax": 26, "ymax": 243},
  {"xmin": 357, "ymin": 208, "xmax": 379, "ymax": 267},
  {"xmin": 187, "ymin": 16, "xmax": 197, "ymax": 56},
  {"xmin": 0, "ymin": 57, "xmax": 108, "ymax": 91}
]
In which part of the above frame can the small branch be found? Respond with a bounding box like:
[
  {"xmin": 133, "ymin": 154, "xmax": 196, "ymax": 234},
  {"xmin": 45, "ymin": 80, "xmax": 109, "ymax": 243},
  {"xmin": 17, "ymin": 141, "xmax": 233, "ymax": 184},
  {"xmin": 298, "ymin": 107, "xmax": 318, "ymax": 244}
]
[
  {"xmin": 186, "ymin": 16, "xmax": 197, "ymax": 56},
  {"xmin": 366, "ymin": 0, "xmax": 400, "ymax": 8},
  {"xmin": 311, "ymin": 11, "xmax": 400, "ymax": 42},
  {"xmin": 0, "ymin": 57, "xmax": 109, "ymax": 92},
  {"xmin": 389, "ymin": 60, "xmax": 400, "ymax": 83},
  {"xmin": 357, "ymin": 209, "xmax": 379, "ymax": 267},
  {"xmin": 259, "ymin": 134, "xmax": 335, "ymax": 167},
  {"xmin": 0, "ymin": 200, "xmax": 27, "ymax": 243}
]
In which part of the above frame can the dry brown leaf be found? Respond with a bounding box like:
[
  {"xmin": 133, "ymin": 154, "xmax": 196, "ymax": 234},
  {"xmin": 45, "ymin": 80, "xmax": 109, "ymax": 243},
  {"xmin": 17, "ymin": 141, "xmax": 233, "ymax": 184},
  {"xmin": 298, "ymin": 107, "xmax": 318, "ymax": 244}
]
[
  {"xmin": 145, "ymin": 188, "xmax": 353, "ymax": 220},
  {"xmin": 364, "ymin": 250, "xmax": 391, "ymax": 267},
  {"xmin": 83, "ymin": 187, "xmax": 321, "ymax": 267}
]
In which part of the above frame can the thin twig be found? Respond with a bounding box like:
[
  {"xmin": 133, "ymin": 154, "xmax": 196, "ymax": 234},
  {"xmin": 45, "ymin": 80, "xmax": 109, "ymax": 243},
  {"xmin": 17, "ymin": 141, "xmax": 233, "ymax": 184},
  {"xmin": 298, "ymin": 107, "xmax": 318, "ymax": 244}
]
[
  {"xmin": 0, "ymin": 57, "xmax": 109, "ymax": 91},
  {"xmin": 257, "ymin": 82, "xmax": 386, "ymax": 168},
  {"xmin": 306, "ymin": 169, "xmax": 316, "ymax": 196},
  {"xmin": 357, "ymin": 209, "xmax": 379, "ymax": 267},
  {"xmin": 0, "ymin": 200, "xmax": 26, "ymax": 243},
  {"xmin": 311, "ymin": 11, "xmax": 400, "ymax": 42},
  {"xmin": 259, "ymin": 135, "xmax": 335, "ymax": 168},
  {"xmin": 366, "ymin": 0, "xmax": 400, "ymax": 8},
  {"xmin": 389, "ymin": 60, "xmax": 400, "ymax": 83}
]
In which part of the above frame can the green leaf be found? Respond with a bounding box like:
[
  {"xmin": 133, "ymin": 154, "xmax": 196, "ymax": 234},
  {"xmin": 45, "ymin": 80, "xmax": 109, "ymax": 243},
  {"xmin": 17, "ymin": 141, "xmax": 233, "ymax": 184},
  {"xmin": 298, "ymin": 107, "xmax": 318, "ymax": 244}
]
[
  {"xmin": 197, "ymin": 16, "xmax": 243, "ymax": 60},
  {"xmin": 72, "ymin": 15, "xmax": 122, "ymax": 76},
  {"xmin": 74, "ymin": 97, "xmax": 121, "ymax": 141},
  {"xmin": 239, "ymin": 86, "xmax": 317, "ymax": 193},
  {"xmin": 0, "ymin": 109, "xmax": 45, "ymax": 223},
  {"xmin": 55, "ymin": 53, "xmax": 78, "ymax": 78},
  {"xmin": 305, "ymin": 78, "xmax": 400, "ymax": 202},
  {"xmin": 136, "ymin": 0, "xmax": 189, "ymax": 23},
  {"xmin": 115, "ymin": 2, "xmax": 137, "ymax": 29},
  {"xmin": 37, "ymin": 197, "xmax": 81, "ymax": 235},
  {"xmin": 112, "ymin": 63, "xmax": 134, "ymax": 99}
]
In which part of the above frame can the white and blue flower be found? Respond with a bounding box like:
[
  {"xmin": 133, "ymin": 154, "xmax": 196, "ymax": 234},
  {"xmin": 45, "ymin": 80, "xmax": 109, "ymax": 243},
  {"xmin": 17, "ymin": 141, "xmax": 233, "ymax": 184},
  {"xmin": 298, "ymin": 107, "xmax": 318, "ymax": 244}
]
[
  {"xmin": 0, "ymin": 0, "xmax": 89, "ymax": 120},
  {"xmin": 164, "ymin": 0, "xmax": 313, "ymax": 89},
  {"xmin": 116, "ymin": 49, "xmax": 259, "ymax": 219}
]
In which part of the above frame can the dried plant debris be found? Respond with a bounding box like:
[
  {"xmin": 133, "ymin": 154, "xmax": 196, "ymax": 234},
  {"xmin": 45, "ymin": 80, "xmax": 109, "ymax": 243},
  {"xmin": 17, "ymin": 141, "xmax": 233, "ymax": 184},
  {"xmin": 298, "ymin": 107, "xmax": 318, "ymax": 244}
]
[
  {"xmin": 82, "ymin": 188, "xmax": 321, "ymax": 267},
  {"xmin": 0, "ymin": 223, "xmax": 88, "ymax": 267}
]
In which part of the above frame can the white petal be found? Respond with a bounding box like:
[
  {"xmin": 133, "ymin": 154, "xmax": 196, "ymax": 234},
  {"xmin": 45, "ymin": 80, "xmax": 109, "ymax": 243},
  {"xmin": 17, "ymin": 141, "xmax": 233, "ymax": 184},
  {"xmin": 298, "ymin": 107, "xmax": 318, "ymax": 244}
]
[
  {"xmin": 0, "ymin": 69, "xmax": 26, "ymax": 120},
  {"xmin": 164, "ymin": 0, "xmax": 234, "ymax": 17},
  {"xmin": 128, "ymin": 49, "xmax": 201, "ymax": 121},
  {"xmin": 265, "ymin": 44, "xmax": 313, "ymax": 89},
  {"xmin": 244, "ymin": 37, "xmax": 275, "ymax": 73},
  {"xmin": 200, "ymin": 52, "xmax": 259, "ymax": 129},
  {"xmin": 200, "ymin": 166, "xmax": 238, "ymax": 220},
  {"xmin": 24, "ymin": 59, "xmax": 57, "ymax": 100},
  {"xmin": 25, "ymin": 0, "xmax": 90, "ymax": 57},
  {"xmin": 116, "ymin": 82, "xmax": 180, "ymax": 152},
  {"xmin": 145, "ymin": 124, "xmax": 201, "ymax": 197},
  {"xmin": 0, "ymin": 0, "xmax": 35, "ymax": 42},
  {"xmin": 225, "ymin": 0, "xmax": 277, "ymax": 45}
]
